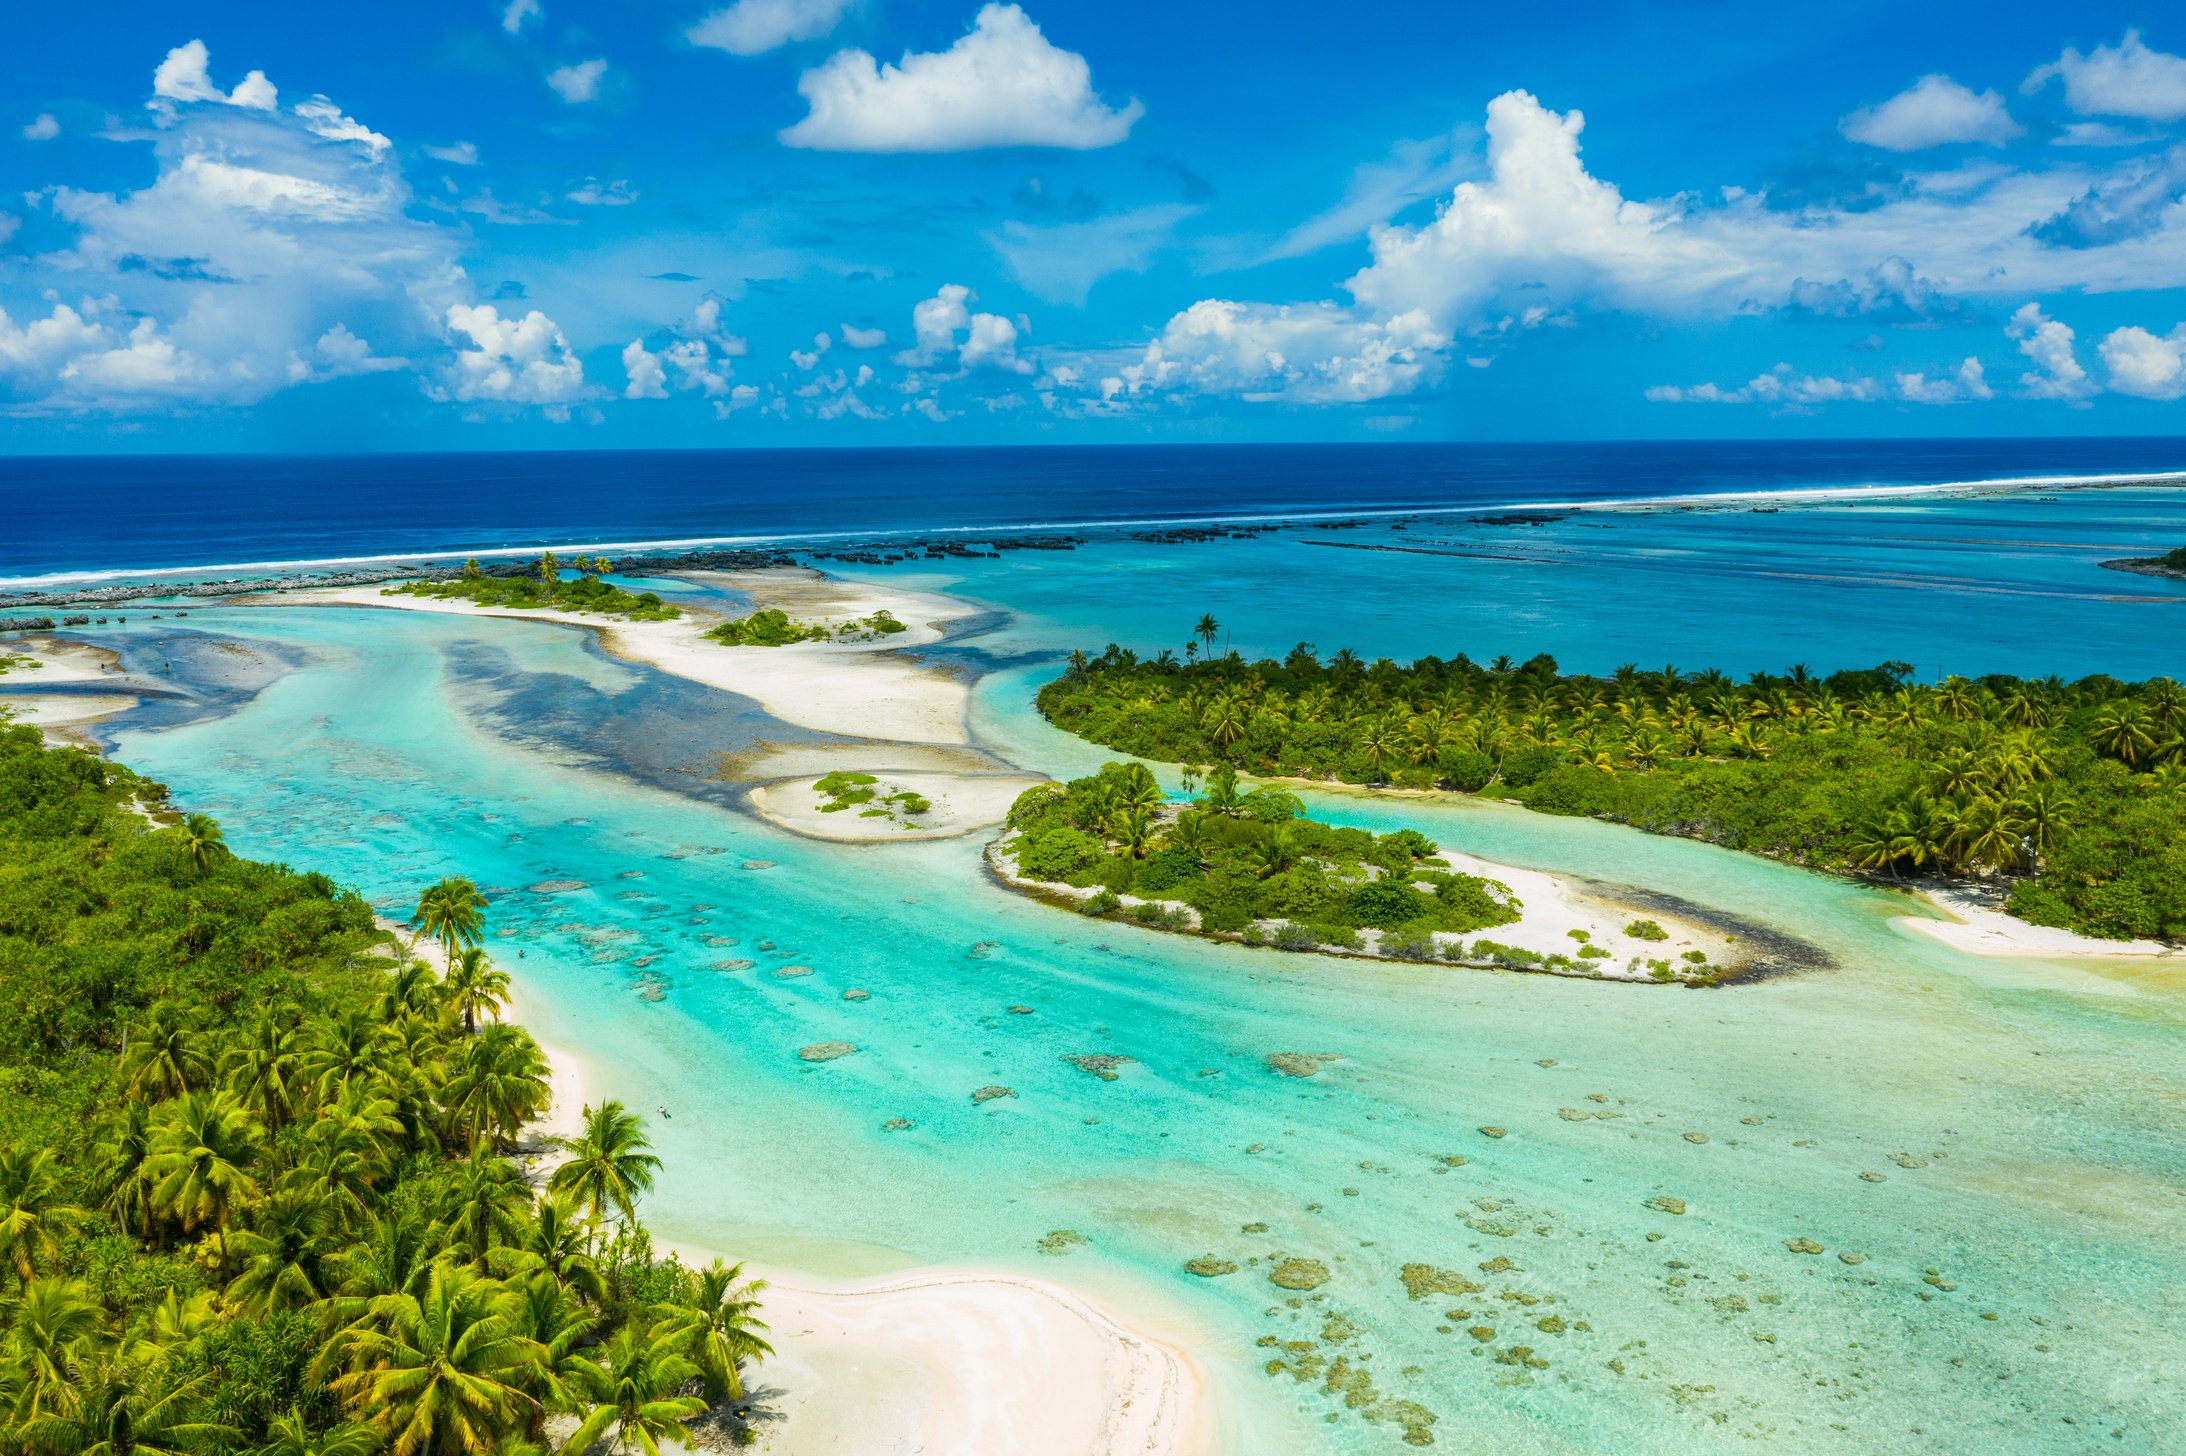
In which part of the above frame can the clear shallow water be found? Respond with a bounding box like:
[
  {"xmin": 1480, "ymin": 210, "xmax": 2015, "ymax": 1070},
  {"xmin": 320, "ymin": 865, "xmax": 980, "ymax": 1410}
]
[{"xmin": 44, "ymin": 482, "xmax": 2186, "ymax": 1453}]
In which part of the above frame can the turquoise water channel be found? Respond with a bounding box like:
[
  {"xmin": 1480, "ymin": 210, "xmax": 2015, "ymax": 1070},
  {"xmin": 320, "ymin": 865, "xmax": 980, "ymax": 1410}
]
[{"xmin": 53, "ymin": 490, "xmax": 2186, "ymax": 1452}]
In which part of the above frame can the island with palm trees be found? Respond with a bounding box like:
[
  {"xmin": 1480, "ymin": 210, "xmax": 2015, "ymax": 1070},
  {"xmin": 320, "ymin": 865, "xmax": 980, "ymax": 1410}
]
[
  {"xmin": 1037, "ymin": 627, "xmax": 2186, "ymax": 944},
  {"xmin": 993, "ymin": 761, "xmax": 1741, "ymax": 983},
  {"xmin": 0, "ymin": 723, "xmax": 773, "ymax": 1455}
]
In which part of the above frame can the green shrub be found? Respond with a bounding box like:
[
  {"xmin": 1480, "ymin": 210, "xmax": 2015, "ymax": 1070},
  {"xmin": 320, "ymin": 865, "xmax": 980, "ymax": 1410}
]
[
  {"xmin": 1017, "ymin": 828, "xmax": 1103, "ymax": 881},
  {"xmin": 1623, "ymin": 918, "xmax": 1669, "ymax": 941},
  {"xmin": 1499, "ymin": 747, "xmax": 1563, "ymax": 788},
  {"xmin": 1439, "ymin": 750, "xmax": 1495, "ymax": 792}
]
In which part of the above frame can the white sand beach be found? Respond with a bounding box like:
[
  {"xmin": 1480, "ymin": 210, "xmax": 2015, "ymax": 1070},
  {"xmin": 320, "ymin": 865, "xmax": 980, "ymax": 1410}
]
[
  {"xmin": 1903, "ymin": 882, "xmax": 2180, "ymax": 960},
  {"xmin": 746, "ymin": 1265, "xmax": 1207, "ymax": 1456}
]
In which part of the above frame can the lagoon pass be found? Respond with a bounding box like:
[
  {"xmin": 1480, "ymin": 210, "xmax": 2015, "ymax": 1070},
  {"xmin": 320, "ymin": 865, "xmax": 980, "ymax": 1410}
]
[{"xmin": 6, "ymin": 471, "xmax": 2186, "ymax": 1454}]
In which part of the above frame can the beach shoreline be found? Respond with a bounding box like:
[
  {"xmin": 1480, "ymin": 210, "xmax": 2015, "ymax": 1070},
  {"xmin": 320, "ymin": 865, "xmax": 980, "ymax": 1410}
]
[
  {"xmin": 509, "ymin": 1028, "xmax": 1210, "ymax": 1456},
  {"xmin": 1901, "ymin": 882, "xmax": 2180, "ymax": 960}
]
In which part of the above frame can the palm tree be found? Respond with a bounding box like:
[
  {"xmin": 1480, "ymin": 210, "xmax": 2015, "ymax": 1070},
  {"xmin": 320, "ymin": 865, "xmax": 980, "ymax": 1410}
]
[
  {"xmin": 2009, "ymin": 784, "xmax": 2077, "ymax": 867},
  {"xmin": 223, "ymin": 1190, "xmax": 338, "ymax": 1316},
  {"xmin": 441, "ymin": 948, "xmax": 513, "ymax": 1038},
  {"xmin": 378, "ymin": 961, "xmax": 441, "ymax": 1022},
  {"xmin": 5, "ymin": 1278, "xmax": 104, "ymax": 1420},
  {"xmin": 143, "ymin": 1091, "xmax": 262, "ymax": 1238},
  {"xmin": 440, "ymin": 1155, "xmax": 532, "ymax": 1268},
  {"xmin": 175, "ymin": 815, "xmax": 227, "ymax": 878},
  {"xmin": 118, "ymin": 1008, "xmax": 212, "ymax": 1102},
  {"xmin": 2091, "ymin": 701, "xmax": 2157, "ymax": 768},
  {"xmin": 1200, "ymin": 695, "xmax": 1247, "ymax": 753},
  {"xmin": 1114, "ymin": 806, "xmax": 1155, "ymax": 860},
  {"xmin": 0, "ymin": 1144, "xmax": 77, "ymax": 1281},
  {"xmin": 285, "ymin": 1084, "xmax": 405, "ymax": 1226},
  {"xmin": 19, "ymin": 1358, "xmax": 238, "ymax": 1456},
  {"xmin": 327, "ymin": 1267, "xmax": 541, "ymax": 1456},
  {"xmin": 1193, "ymin": 614, "xmax": 1219, "ymax": 653},
  {"xmin": 559, "ymin": 1322, "xmax": 706, "ymax": 1456},
  {"xmin": 547, "ymin": 1102, "xmax": 660, "ymax": 1233},
  {"xmin": 1355, "ymin": 713, "xmax": 1403, "ymax": 783},
  {"xmin": 659, "ymin": 1261, "xmax": 772, "ymax": 1405},
  {"xmin": 305, "ymin": 1010, "xmax": 391, "ymax": 1105},
  {"xmin": 258, "ymin": 1409, "xmax": 377, "ymax": 1456},
  {"xmin": 410, "ymin": 878, "xmax": 489, "ymax": 964},
  {"xmin": 319, "ymin": 1210, "xmax": 442, "ymax": 1330},
  {"xmin": 222, "ymin": 1018, "xmax": 305, "ymax": 1137},
  {"xmin": 445, "ymin": 1026, "xmax": 550, "ymax": 1154},
  {"xmin": 96, "ymin": 1101, "xmax": 157, "ymax": 1240},
  {"xmin": 495, "ymin": 1196, "xmax": 606, "ymax": 1304},
  {"xmin": 507, "ymin": 1280, "xmax": 601, "ymax": 1442}
]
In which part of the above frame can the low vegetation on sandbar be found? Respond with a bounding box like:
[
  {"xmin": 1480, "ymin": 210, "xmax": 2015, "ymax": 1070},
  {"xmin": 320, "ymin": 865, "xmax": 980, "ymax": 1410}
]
[
  {"xmin": 388, "ymin": 550, "xmax": 680, "ymax": 620},
  {"xmin": 814, "ymin": 769, "xmax": 931, "ymax": 824},
  {"xmin": 705, "ymin": 606, "xmax": 907, "ymax": 646},
  {"xmin": 1038, "ymin": 618, "xmax": 2186, "ymax": 941},
  {"xmin": 0, "ymin": 724, "xmax": 769, "ymax": 1455}
]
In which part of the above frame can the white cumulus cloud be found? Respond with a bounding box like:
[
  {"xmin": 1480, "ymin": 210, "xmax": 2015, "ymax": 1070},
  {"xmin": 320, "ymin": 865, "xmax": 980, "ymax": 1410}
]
[
  {"xmin": 687, "ymin": 0, "xmax": 852, "ymax": 56},
  {"xmin": 423, "ymin": 140, "xmax": 480, "ymax": 165},
  {"xmin": 23, "ymin": 113, "xmax": 60, "ymax": 141},
  {"xmin": 438, "ymin": 303, "xmax": 588, "ymax": 412},
  {"xmin": 1840, "ymin": 75, "xmax": 2021, "ymax": 151},
  {"xmin": 502, "ymin": 0, "xmax": 542, "ymax": 34},
  {"xmin": 546, "ymin": 59, "xmax": 608, "ymax": 104},
  {"xmin": 892, "ymin": 283, "xmax": 1032, "ymax": 373},
  {"xmin": 781, "ymin": 4, "xmax": 1141, "ymax": 152},
  {"xmin": 1105, "ymin": 301, "xmax": 1446, "ymax": 405},
  {"xmin": 839, "ymin": 323, "xmax": 887, "ymax": 348},
  {"xmin": 2026, "ymin": 30, "xmax": 2186, "ymax": 122},
  {"xmin": 2099, "ymin": 323, "xmax": 2186, "ymax": 399},
  {"xmin": 151, "ymin": 40, "xmax": 277, "ymax": 111},
  {"xmin": 2008, "ymin": 302, "xmax": 2094, "ymax": 399}
]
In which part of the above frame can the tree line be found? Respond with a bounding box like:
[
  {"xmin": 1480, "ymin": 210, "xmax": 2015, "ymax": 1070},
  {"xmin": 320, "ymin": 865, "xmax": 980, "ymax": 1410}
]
[
  {"xmin": 0, "ymin": 725, "xmax": 768, "ymax": 1456},
  {"xmin": 1039, "ymin": 631, "xmax": 2186, "ymax": 940}
]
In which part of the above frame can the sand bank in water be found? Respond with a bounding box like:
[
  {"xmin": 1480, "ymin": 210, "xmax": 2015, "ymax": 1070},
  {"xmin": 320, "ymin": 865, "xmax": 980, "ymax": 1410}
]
[
  {"xmin": 749, "ymin": 770, "xmax": 1044, "ymax": 842},
  {"xmin": 267, "ymin": 567, "xmax": 975, "ymax": 747}
]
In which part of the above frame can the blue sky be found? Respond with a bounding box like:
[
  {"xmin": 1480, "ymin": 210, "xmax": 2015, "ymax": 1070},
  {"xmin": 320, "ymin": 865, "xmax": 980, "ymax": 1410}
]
[{"xmin": 4, "ymin": 0, "xmax": 2186, "ymax": 451}]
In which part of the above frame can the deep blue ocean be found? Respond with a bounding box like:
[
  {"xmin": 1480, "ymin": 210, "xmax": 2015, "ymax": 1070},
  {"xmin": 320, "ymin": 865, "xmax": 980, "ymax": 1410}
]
[{"xmin": 5, "ymin": 437, "xmax": 2184, "ymax": 580}]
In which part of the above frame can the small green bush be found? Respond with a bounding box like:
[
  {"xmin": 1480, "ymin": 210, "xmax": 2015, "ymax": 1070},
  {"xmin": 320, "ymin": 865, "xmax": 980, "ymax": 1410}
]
[{"xmin": 1623, "ymin": 918, "xmax": 1669, "ymax": 941}]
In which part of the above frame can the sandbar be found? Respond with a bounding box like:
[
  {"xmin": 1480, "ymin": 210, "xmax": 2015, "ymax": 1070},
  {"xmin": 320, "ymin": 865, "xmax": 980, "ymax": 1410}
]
[
  {"xmin": 263, "ymin": 568, "xmax": 974, "ymax": 747},
  {"xmin": 750, "ymin": 770, "xmax": 1045, "ymax": 842}
]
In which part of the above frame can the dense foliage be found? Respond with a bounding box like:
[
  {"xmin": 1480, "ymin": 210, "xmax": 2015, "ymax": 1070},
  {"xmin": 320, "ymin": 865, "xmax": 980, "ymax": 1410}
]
[
  {"xmin": 390, "ymin": 553, "xmax": 678, "ymax": 621},
  {"xmin": 704, "ymin": 608, "xmax": 904, "ymax": 646},
  {"xmin": 0, "ymin": 726, "xmax": 767, "ymax": 1455},
  {"xmin": 1004, "ymin": 761, "xmax": 1521, "ymax": 944},
  {"xmin": 1038, "ymin": 637, "xmax": 2186, "ymax": 941}
]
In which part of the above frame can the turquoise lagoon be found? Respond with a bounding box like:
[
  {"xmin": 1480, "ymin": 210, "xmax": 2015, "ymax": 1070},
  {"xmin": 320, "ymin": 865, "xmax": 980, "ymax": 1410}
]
[{"xmin": 45, "ymin": 488, "xmax": 2186, "ymax": 1453}]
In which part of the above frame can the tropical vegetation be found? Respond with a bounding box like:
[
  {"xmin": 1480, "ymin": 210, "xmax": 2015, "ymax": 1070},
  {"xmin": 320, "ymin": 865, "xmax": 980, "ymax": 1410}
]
[
  {"xmin": 1003, "ymin": 760, "xmax": 1521, "ymax": 950},
  {"xmin": 0, "ymin": 723, "xmax": 769, "ymax": 1454},
  {"xmin": 1038, "ymin": 635, "xmax": 2186, "ymax": 941},
  {"xmin": 389, "ymin": 554, "xmax": 678, "ymax": 622},
  {"xmin": 704, "ymin": 607, "xmax": 904, "ymax": 646}
]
